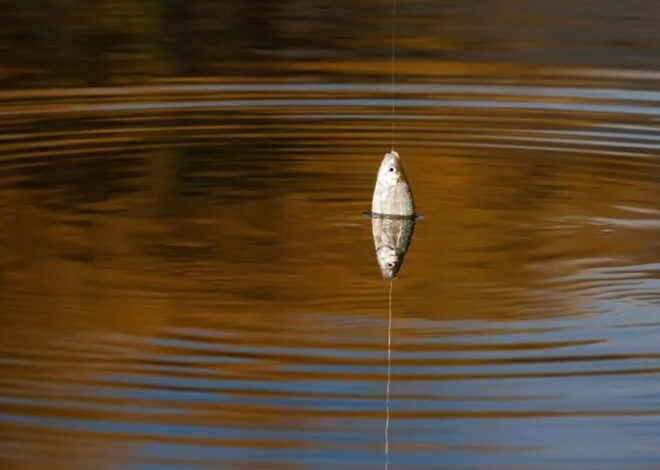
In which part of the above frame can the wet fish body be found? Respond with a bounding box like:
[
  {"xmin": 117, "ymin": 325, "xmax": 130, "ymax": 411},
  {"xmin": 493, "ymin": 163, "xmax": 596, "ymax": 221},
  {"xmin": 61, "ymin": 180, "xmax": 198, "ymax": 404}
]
[
  {"xmin": 370, "ymin": 150, "xmax": 416, "ymax": 279},
  {"xmin": 371, "ymin": 151, "xmax": 415, "ymax": 217}
]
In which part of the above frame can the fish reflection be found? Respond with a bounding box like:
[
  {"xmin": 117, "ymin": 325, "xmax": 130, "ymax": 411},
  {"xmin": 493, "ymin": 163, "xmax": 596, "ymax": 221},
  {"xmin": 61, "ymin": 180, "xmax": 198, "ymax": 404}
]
[{"xmin": 372, "ymin": 215, "xmax": 416, "ymax": 280}]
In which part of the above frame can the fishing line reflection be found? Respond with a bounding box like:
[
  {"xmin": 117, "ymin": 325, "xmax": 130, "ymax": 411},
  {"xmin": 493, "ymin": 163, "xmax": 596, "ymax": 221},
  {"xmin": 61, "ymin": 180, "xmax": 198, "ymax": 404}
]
[{"xmin": 371, "ymin": 213, "xmax": 415, "ymax": 468}]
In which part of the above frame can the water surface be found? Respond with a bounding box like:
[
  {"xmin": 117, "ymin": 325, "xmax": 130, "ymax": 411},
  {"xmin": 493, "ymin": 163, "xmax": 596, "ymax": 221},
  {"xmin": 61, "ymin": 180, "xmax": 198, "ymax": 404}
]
[{"xmin": 1, "ymin": 2, "xmax": 660, "ymax": 469}]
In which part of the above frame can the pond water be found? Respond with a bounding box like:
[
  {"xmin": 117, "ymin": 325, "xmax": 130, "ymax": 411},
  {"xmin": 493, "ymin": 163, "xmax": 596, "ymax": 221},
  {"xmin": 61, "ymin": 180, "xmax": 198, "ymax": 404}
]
[{"xmin": 1, "ymin": 2, "xmax": 660, "ymax": 469}]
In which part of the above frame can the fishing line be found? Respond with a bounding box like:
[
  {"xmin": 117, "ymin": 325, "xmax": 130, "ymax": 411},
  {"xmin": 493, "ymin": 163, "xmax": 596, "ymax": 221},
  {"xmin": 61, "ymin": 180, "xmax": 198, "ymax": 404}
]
[
  {"xmin": 385, "ymin": 1, "xmax": 397, "ymax": 466},
  {"xmin": 391, "ymin": 0, "xmax": 396, "ymax": 150},
  {"xmin": 385, "ymin": 279, "xmax": 393, "ymax": 469}
]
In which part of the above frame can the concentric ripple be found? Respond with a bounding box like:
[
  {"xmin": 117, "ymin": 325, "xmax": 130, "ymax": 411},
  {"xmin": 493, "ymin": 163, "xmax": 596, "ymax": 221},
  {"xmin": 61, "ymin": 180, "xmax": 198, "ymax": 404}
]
[{"xmin": 1, "ymin": 67, "xmax": 660, "ymax": 470}]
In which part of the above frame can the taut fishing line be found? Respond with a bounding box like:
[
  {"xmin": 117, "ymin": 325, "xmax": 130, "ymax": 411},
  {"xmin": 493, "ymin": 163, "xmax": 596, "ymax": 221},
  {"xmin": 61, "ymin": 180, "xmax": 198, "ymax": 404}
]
[
  {"xmin": 390, "ymin": 0, "xmax": 396, "ymax": 150},
  {"xmin": 386, "ymin": 1, "xmax": 396, "ymax": 466}
]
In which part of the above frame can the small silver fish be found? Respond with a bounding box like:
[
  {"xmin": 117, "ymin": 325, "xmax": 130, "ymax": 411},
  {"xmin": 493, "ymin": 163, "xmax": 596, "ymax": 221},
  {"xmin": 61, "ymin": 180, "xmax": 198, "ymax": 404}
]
[
  {"xmin": 370, "ymin": 150, "xmax": 416, "ymax": 279},
  {"xmin": 371, "ymin": 150, "xmax": 415, "ymax": 217},
  {"xmin": 372, "ymin": 215, "xmax": 415, "ymax": 280}
]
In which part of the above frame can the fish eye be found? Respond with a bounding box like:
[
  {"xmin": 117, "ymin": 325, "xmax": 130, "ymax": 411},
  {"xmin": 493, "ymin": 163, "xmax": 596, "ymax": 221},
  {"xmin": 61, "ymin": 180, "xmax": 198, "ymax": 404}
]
[
  {"xmin": 387, "ymin": 262, "xmax": 393, "ymax": 268},
  {"xmin": 388, "ymin": 167, "xmax": 394, "ymax": 172}
]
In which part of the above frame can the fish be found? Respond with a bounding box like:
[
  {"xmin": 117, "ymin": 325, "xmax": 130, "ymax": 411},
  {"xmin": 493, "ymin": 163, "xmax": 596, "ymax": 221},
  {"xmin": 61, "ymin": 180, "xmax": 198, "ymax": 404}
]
[
  {"xmin": 371, "ymin": 150, "xmax": 415, "ymax": 217},
  {"xmin": 372, "ymin": 215, "xmax": 416, "ymax": 280},
  {"xmin": 370, "ymin": 150, "xmax": 416, "ymax": 279}
]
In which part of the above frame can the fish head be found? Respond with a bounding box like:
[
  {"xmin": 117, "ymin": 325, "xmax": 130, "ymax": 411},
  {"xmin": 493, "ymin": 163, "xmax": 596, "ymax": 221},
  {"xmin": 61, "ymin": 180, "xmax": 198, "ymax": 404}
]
[
  {"xmin": 376, "ymin": 151, "xmax": 405, "ymax": 189},
  {"xmin": 376, "ymin": 245, "xmax": 402, "ymax": 280}
]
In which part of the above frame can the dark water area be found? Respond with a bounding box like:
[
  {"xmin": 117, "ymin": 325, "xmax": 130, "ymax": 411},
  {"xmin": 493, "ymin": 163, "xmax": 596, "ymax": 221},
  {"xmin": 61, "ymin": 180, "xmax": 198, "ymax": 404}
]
[{"xmin": 1, "ymin": 1, "xmax": 660, "ymax": 469}]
